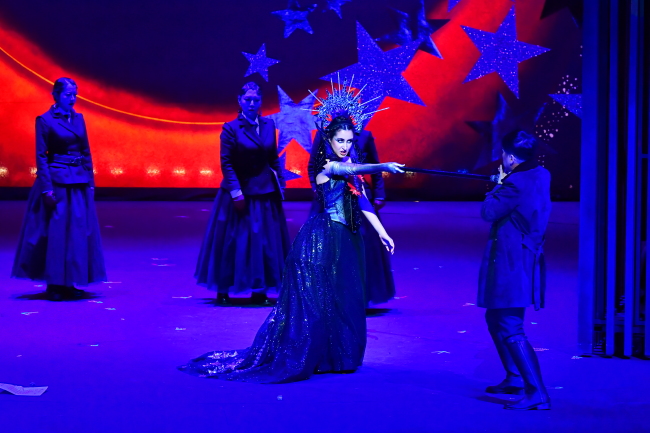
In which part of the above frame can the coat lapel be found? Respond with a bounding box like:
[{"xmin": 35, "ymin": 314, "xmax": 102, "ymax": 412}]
[
  {"xmin": 238, "ymin": 114, "xmax": 263, "ymax": 148},
  {"xmin": 258, "ymin": 117, "xmax": 273, "ymax": 150},
  {"xmin": 51, "ymin": 107, "xmax": 82, "ymax": 138}
]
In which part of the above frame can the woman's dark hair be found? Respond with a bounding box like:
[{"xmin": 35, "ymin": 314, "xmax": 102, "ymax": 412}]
[
  {"xmin": 324, "ymin": 114, "xmax": 355, "ymax": 140},
  {"xmin": 315, "ymin": 113, "xmax": 363, "ymax": 166},
  {"xmin": 52, "ymin": 77, "xmax": 77, "ymax": 101},
  {"xmin": 502, "ymin": 130, "xmax": 536, "ymax": 161},
  {"xmin": 239, "ymin": 81, "xmax": 262, "ymax": 98}
]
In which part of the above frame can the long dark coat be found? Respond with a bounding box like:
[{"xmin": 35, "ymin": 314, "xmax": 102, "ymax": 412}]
[
  {"xmin": 12, "ymin": 105, "xmax": 106, "ymax": 286},
  {"xmin": 219, "ymin": 114, "xmax": 284, "ymax": 196},
  {"xmin": 478, "ymin": 161, "xmax": 551, "ymax": 310},
  {"xmin": 194, "ymin": 113, "xmax": 290, "ymax": 294}
]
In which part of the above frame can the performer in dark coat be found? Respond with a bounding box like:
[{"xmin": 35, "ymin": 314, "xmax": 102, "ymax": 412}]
[
  {"xmin": 12, "ymin": 77, "xmax": 107, "ymax": 301},
  {"xmin": 479, "ymin": 130, "xmax": 552, "ymax": 410},
  {"xmin": 308, "ymin": 131, "xmax": 396, "ymax": 306},
  {"xmin": 195, "ymin": 82, "xmax": 290, "ymax": 306}
]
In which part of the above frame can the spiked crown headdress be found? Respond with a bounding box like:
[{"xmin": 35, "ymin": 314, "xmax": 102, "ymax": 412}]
[{"xmin": 308, "ymin": 73, "xmax": 388, "ymax": 133}]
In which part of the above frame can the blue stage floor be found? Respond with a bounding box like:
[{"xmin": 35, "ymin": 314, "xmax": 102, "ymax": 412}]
[{"xmin": 0, "ymin": 201, "xmax": 646, "ymax": 433}]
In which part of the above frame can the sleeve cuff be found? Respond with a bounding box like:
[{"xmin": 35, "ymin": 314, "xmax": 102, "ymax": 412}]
[{"xmin": 230, "ymin": 189, "xmax": 243, "ymax": 198}]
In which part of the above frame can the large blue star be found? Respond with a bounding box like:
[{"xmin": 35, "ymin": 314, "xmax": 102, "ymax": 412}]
[
  {"xmin": 321, "ymin": 22, "xmax": 425, "ymax": 118},
  {"xmin": 376, "ymin": 1, "xmax": 448, "ymax": 58},
  {"xmin": 462, "ymin": 7, "xmax": 550, "ymax": 98},
  {"xmin": 268, "ymin": 86, "xmax": 318, "ymax": 153},
  {"xmin": 549, "ymin": 93, "xmax": 582, "ymax": 119},
  {"xmin": 326, "ymin": 0, "xmax": 351, "ymax": 19},
  {"xmin": 242, "ymin": 44, "xmax": 279, "ymax": 82},
  {"xmin": 272, "ymin": 2, "xmax": 314, "ymax": 38}
]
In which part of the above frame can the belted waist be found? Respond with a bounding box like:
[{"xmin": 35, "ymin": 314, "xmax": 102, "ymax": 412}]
[{"xmin": 50, "ymin": 153, "xmax": 83, "ymax": 166}]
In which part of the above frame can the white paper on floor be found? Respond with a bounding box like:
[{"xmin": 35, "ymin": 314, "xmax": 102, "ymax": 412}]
[{"xmin": 0, "ymin": 383, "xmax": 48, "ymax": 396}]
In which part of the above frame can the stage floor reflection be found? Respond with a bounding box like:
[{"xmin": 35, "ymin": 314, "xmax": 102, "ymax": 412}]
[{"xmin": 0, "ymin": 200, "xmax": 645, "ymax": 433}]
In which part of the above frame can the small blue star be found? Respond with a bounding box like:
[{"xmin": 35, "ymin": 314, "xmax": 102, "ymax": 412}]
[
  {"xmin": 272, "ymin": 3, "xmax": 315, "ymax": 38},
  {"xmin": 322, "ymin": 22, "xmax": 424, "ymax": 118},
  {"xmin": 242, "ymin": 44, "xmax": 279, "ymax": 82},
  {"xmin": 268, "ymin": 86, "xmax": 318, "ymax": 153},
  {"xmin": 549, "ymin": 94, "xmax": 582, "ymax": 119},
  {"xmin": 326, "ymin": 0, "xmax": 351, "ymax": 19},
  {"xmin": 462, "ymin": 7, "xmax": 550, "ymax": 98}
]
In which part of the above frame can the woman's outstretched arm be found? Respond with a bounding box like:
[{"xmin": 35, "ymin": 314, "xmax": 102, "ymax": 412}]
[{"xmin": 359, "ymin": 186, "xmax": 395, "ymax": 254}]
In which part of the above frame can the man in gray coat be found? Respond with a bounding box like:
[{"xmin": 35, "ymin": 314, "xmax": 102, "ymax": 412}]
[{"xmin": 479, "ymin": 130, "xmax": 552, "ymax": 410}]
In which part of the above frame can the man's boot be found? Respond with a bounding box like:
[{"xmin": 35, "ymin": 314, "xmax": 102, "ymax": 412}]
[
  {"xmin": 503, "ymin": 334, "xmax": 551, "ymax": 410},
  {"xmin": 485, "ymin": 332, "xmax": 524, "ymax": 396}
]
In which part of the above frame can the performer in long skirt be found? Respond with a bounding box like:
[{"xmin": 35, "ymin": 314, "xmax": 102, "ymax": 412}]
[
  {"xmin": 308, "ymin": 131, "xmax": 396, "ymax": 306},
  {"xmin": 195, "ymin": 82, "xmax": 290, "ymax": 306},
  {"xmin": 12, "ymin": 77, "xmax": 107, "ymax": 301},
  {"xmin": 179, "ymin": 88, "xmax": 404, "ymax": 383}
]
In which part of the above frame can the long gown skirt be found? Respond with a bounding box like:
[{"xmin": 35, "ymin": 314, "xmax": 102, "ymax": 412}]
[
  {"xmin": 195, "ymin": 189, "xmax": 290, "ymax": 295},
  {"xmin": 309, "ymin": 199, "xmax": 395, "ymax": 305},
  {"xmin": 12, "ymin": 183, "xmax": 107, "ymax": 286},
  {"xmin": 179, "ymin": 213, "xmax": 367, "ymax": 383}
]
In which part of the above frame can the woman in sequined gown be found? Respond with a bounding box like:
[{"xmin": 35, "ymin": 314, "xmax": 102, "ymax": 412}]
[{"xmin": 179, "ymin": 115, "xmax": 404, "ymax": 383}]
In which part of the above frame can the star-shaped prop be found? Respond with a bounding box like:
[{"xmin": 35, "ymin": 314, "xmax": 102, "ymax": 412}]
[
  {"xmin": 448, "ymin": 0, "xmax": 463, "ymax": 12},
  {"xmin": 272, "ymin": 1, "xmax": 315, "ymax": 38},
  {"xmin": 242, "ymin": 44, "xmax": 279, "ymax": 82},
  {"xmin": 467, "ymin": 92, "xmax": 553, "ymax": 170},
  {"xmin": 326, "ymin": 0, "xmax": 351, "ymax": 19},
  {"xmin": 376, "ymin": 1, "xmax": 449, "ymax": 58},
  {"xmin": 279, "ymin": 154, "xmax": 302, "ymax": 181},
  {"xmin": 549, "ymin": 93, "xmax": 582, "ymax": 119},
  {"xmin": 278, "ymin": 152, "xmax": 302, "ymax": 182},
  {"xmin": 268, "ymin": 86, "xmax": 318, "ymax": 153},
  {"xmin": 322, "ymin": 22, "xmax": 425, "ymax": 118},
  {"xmin": 462, "ymin": 7, "xmax": 551, "ymax": 98},
  {"xmin": 540, "ymin": 0, "xmax": 583, "ymax": 27}
]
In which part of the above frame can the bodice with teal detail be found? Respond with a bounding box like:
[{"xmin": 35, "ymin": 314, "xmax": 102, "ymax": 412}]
[
  {"xmin": 316, "ymin": 177, "xmax": 362, "ymax": 232},
  {"xmin": 318, "ymin": 178, "xmax": 347, "ymax": 225}
]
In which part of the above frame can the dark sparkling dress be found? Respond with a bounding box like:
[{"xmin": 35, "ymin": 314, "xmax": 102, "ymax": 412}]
[{"xmin": 179, "ymin": 177, "xmax": 367, "ymax": 383}]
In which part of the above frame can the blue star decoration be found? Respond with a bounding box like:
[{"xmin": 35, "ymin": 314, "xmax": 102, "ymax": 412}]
[
  {"xmin": 242, "ymin": 44, "xmax": 280, "ymax": 82},
  {"xmin": 549, "ymin": 93, "xmax": 582, "ymax": 119},
  {"xmin": 462, "ymin": 7, "xmax": 550, "ymax": 98},
  {"xmin": 467, "ymin": 92, "xmax": 554, "ymax": 171},
  {"xmin": 272, "ymin": 1, "xmax": 315, "ymax": 38},
  {"xmin": 376, "ymin": 1, "xmax": 449, "ymax": 58},
  {"xmin": 448, "ymin": 0, "xmax": 463, "ymax": 12},
  {"xmin": 322, "ymin": 22, "xmax": 425, "ymax": 119},
  {"xmin": 325, "ymin": 0, "xmax": 351, "ymax": 19},
  {"xmin": 268, "ymin": 86, "xmax": 318, "ymax": 154}
]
